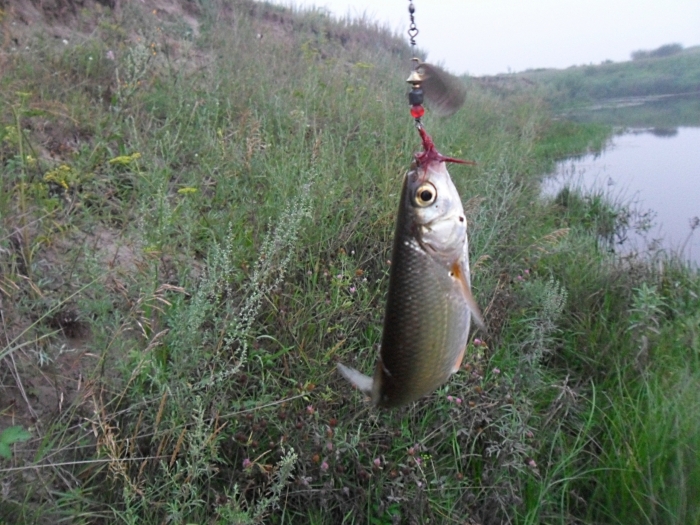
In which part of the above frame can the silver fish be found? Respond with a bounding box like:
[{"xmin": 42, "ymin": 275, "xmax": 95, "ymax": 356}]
[{"xmin": 338, "ymin": 126, "xmax": 486, "ymax": 408}]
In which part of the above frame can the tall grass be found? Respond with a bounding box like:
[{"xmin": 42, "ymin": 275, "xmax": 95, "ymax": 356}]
[{"xmin": 1, "ymin": 1, "xmax": 699, "ymax": 523}]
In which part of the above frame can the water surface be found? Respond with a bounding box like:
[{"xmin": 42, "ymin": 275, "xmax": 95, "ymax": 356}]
[{"xmin": 546, "ymin": 127, "xmax": 700, "ymax": 266}]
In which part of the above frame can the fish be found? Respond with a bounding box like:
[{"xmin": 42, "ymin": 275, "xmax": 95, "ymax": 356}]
[{"xmin": 338, "ymin": 125, "xmax": 486, "ymax": 408}]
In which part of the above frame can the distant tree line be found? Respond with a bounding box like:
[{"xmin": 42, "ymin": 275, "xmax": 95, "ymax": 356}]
[{"xmin": 631, "ymin": 43, "xmax": 684, "ymax": 60}]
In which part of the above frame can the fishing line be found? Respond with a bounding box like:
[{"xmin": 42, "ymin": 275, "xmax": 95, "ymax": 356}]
[{"xmin": 406, "ymin": 1, "xmax": 425, "ymax": 124}]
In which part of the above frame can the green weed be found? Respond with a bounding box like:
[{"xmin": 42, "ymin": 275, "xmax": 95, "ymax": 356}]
[{"xmin": 1, "ymin": 1, "xmax": 699, "ymax": 524}]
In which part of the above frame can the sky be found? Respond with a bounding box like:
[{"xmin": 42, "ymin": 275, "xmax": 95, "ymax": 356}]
[{"xmin": 266, "ymin": 0, "xmax": 700, "ymax": 76}]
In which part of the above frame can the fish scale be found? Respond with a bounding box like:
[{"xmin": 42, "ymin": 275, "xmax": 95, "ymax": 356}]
[{"xmin": 376, "ymin": 178, "xmax": 470, "ymax": 407}]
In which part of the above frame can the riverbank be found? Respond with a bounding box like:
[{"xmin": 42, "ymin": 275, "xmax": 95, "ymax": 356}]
[
  {"xmin": 515, "ymin": 43, "xmax": 700, "ymax": 106},
  {"xmin": 1, "ymin": 1, "xmax": 698, "ymax": 523}
]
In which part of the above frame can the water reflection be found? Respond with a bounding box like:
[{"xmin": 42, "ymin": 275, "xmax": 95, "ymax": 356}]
[
  {"xmin": 647, "ymin": 127, "xmax": 678, "ymax": 138},
  {"xmin": 565, "ymin": 93, "xmax": 700, "ymax": 129},
  {"xmin": 545, "ymin": 127, "xmax": 700, "ymax": 266}
]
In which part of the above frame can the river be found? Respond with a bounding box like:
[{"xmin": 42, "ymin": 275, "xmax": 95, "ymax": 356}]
[{"xmin": 545, "ymin": 98, "xmax": 700, "ymax": 267}]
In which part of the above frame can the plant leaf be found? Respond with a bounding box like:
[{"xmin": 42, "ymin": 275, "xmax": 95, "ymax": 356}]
[
  {"xmin": 0, "ymin": 425, "xmax": 32, "ymax": 445},
  {"xmin": 0, "ymin": 442, "xmax": 11, "ymax": 459}
]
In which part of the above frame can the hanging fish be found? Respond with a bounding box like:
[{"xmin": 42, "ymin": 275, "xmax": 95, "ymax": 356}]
[{"xmin": 338, "ymin": 126, "xmax": 486, "ymax": 408}]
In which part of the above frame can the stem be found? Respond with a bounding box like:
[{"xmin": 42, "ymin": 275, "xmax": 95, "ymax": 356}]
[{"xmin": 13, "ymin": 104, "xmax": 31, "ymax": 278}]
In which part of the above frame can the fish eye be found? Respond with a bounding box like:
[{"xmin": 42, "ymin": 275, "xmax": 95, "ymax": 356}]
[{"xmin": 414, "ymin": 182, "xmax": 437, "ymax": 207}]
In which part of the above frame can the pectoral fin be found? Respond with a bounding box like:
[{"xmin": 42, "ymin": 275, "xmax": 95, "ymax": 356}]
[
  {"xmin": 452, "ymin": 345, "xmax": 467, "ymax": 374},
  {"xmin": 451, "ymin": 261, "xmax": 488, "ymax": 334}
]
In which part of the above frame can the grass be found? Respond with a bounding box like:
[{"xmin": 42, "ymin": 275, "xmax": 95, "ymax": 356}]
[{"xmin": 1, "ymin": 1, "xmax": 699, "ymax": 523}]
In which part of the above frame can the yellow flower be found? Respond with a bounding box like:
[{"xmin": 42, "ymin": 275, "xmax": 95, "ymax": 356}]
[
  {"xmin": 2, "ymin": 125, "xmax": 19, "ymax": 145},
  {"xmin": 44, "ymin": 166, "xmax": 71, "ymax": 189},
  {"xmin": 43, "ymin": 164, "xmax": 82, "ymax": 190},
  {"xmin": 108, "ymin": 152, "xmax": 142, "ymax": 166}
]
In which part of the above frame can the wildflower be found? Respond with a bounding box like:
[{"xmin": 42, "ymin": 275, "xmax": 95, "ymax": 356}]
[
  {"xmin": 517, "ymin": 275, "xmax": 524, "ymax": 281},
  {"xmin": 455, "ymin": 397, "xmax": 462, "ymax": 405},
  {"xmin": 108, "ymin": 152, "xmax": 141, "ymax": 166},
  {"xmin": 473, "ymin": 338, "xmax": 482, "ymax": 346},
  {"xmin": 336, "ymin": 273, "xmax": 343, "ymax": 280},
  {"xmin": 44, "ymin": 164, "xmax": 74, "ymax": 190},
  {"xmin": 524, "ymin": 269, "xmax": 530, "ymax": 274},
  {"xmin": 326, "ymin": 442, "xmax": 333, "ymax": 451},
  {"xmin": 446, "ymin": 395, "xmax": 453, "ymax": 402},
  {"xmin": 349, "ymin": 286, "xmax": 356, "ymax": 293},
  {"xmin": 320, "ymin": 461, "xmax": 329, "ymax": 471},
  {"xmin": 306, "ymin": 405, "xmax": 315, "ymax": 415},
  {"xmin": 492, "ymin": 367, "xmax": 501, "ymax": 375},
  {"xmin": 106, "ymin": 50, "xmax": 115, "ymax": 60},
  {"xmin": 242, "ymin": 458, "xmax": 252, "ymax": 469},
  {"xmin": 527, "ymin": 458, "xmax": 537, "ymax": 468},
  {"xmin": 373, "ymin": 457, "xmax": 381, "ymax": 467},
  {"xmin": 62, "ymin": 39, "xmax": 68, "ymax": 45}
]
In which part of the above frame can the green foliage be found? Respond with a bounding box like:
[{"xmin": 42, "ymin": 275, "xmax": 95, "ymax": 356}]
[
  {"xmin": 632, "ymin": 43, "xmax": 684, "ymax": 61},
  {"xmin": 1, "ymin": 1, "xmax": 699, "ymax": 524},
  {"xmin": 0, "ymin": 427, "xmax": 31, "ymax": 459},
  {"xmin": 591, "ymin": 316, "xmax": 700, "ymax": 524},
  {"xmin": 516, "ymin": 45, "xmax": 700, "ymax": 108},
  {"xmin": 533, "ymin": 119, "xmax": 610, "ymax": 163}
]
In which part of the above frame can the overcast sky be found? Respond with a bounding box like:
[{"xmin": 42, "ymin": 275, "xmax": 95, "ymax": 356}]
[{"xmin": 266, "ymin": 0, "xmax": 700, "ymax": 76}]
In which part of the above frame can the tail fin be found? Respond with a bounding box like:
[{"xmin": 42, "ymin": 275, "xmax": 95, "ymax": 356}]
[{"xmin": 337, "ymin": 363, "xmax": 374, "ymax": 395}]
